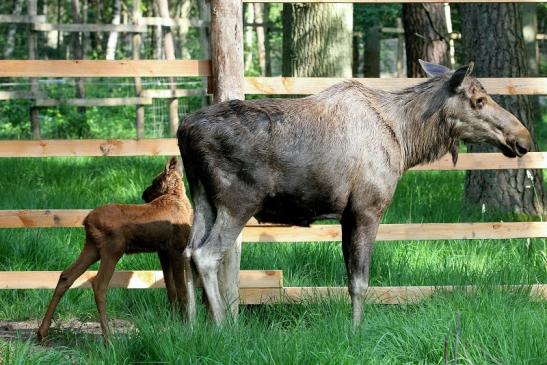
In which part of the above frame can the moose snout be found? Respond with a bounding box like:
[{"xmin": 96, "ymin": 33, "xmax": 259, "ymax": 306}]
[{"xmin": 507, "ymin": 128, "xmax": 532, "ymax": 157}]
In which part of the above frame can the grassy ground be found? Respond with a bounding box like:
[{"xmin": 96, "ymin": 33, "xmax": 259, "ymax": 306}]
[{"xmin": 0, "ymin": 157, "xmax": 545, "ymax": 364}]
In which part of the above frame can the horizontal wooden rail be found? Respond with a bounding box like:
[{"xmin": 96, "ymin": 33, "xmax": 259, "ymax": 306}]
[
  {"xmin": 35, "ymin": 97, "xmax": 153, "ymax": 107},
  {"xmin": 243, "ymin": 285, "xmax": 546, "ymax": 305},
  {"xmin": 137, "ymin": 17, "xmax": 206, "ymax": 28},
  {"xmin": 0, "ymin": 91, "xmax": 46, "ymax": 100},
  {"xmin": 0, "ymin": 139, "xmax": 545, "ymax": 170},
  {"xmin": 32, "ymin": 23, "xmax": 148, "ymax": 33},
  {"xmin": 244, "ymin": 77, "xmax": 547, "ymax": 95},
  {"xmin": 142, "ymin": 89, "xmax": 205, "ymax": 98},
  {"xmin": 0, "ymin": 60, "xmax": 212, "ymax": 78},
  {"xmin": 0, "ymin": 270, "xmax": 282, "ymax": 289},
  {"xmin": 1, "ymin": 211, "xmax": 545, "ymax": 241},
  {"xmin": 0, "ymin": 15, "xmax": 46, "ymax": 23}
]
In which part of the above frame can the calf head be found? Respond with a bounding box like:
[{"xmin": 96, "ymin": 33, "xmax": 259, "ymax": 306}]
[
  {"xmin": 142, "ymin": 156, "xmax": 184, "ymax": 203},
  {"xmin": 420, "ymin": 59, "xmax": 532, "ymax": 158}
]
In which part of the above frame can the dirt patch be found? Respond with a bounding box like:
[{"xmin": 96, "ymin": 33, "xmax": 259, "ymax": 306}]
[{"xmin": 0, "ymin": 319, "xmax": 135, "ymax": 342}]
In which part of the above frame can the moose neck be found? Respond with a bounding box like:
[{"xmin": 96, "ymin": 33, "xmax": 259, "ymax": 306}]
[{"xmin": 383, "ymin": 79, "xmax": 457, "ymax": 170}]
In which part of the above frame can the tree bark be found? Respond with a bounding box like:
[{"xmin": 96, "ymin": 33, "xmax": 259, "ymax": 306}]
[
  {"xmin": 244, "ymin": 3, "xmax": 254, "ymax": 73},
  {"xmin": 71, "ymin": 0, "xmax": 87, "ymax": 136},
  {"xmin": 282, "ymin": 4, "xmax": 353, "ymax": 77},
  {"xmin": 105, "ymin": 0, "xmax": 121, "ymax": 60},
  {"xmin": 363, "ymin": 22, "xmax": 380, "ymax": 77},
  {"xmin": 132, "ymin": 0, "xmax": 144, "ymax": 139},
  {"xmin": 264, "ymin": 3, "xmax": 272, "ymax": 76},
  {"xmin": 210, "ymin": 0, "xmax": 244, "ymax": 317},
  {"xmin": 460, "ymin": 3, "xmax": 545, "ymax": 216},
  {"xmin": 28, "ymin": 0, "xmax": 40, "ymax": 139},
  {"xmin": 198, "ymin": 0, "xmax": 211, "ymax": 107},
  {"xmin": 402, "ymin": 3, "xmax": 449, "ymax": 77}
]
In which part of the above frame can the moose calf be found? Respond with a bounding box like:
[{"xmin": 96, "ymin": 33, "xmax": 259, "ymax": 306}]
[{"xmin": 37, "ymin": 157, "xmax": 192, "ymax": 341}]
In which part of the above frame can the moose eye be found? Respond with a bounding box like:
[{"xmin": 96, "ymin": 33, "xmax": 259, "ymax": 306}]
[{"xmin": 475, "ymin": 97, "xmax": 485, "ymax": 109}]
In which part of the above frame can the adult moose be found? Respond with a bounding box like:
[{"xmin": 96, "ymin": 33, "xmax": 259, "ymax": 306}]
[{"xmin": 177, "ymin": 61, "xmax": 532, "ymax": 327}]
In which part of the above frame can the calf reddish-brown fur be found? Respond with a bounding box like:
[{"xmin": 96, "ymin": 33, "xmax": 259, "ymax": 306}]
[{"xmin": 37, "ymin": 157, "xmax": 192, "ymax": 341}]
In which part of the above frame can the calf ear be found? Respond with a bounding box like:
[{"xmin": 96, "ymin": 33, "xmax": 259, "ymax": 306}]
[
  {"xmin": 448, "ymin": 62, "xmax": 474, "ymax": 90},
  {"xmin": 166, "ymin": 156, "xmax": 178, "ymax": 172},
  {"xmin": 418, "ymin": 59, "xmax": 450, "ymax": 77}
]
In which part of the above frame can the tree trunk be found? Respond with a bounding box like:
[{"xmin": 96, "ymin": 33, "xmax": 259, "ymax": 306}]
[
  {"xmin": 132, "ymin": 0, "xmax": 144, "ymax": 139},
  {"xmin": 198, "ymin": 0, "xmax": 211, "ymax": 107},
  {"xmin": 253, "ymin": 3, "xmax": 266, "ymax": 75},
  {"xmin": 282, "ymin": 4, "xmax": 352, "ymax": 77},
  {"xmin": 363, "ymin": 23, "xmax": 380, "ymax": 77},
  {"xmin": 105, "ymin": 0, "xmax": 121, "ymax": 60},
  {"xmin": 460, "ymin": 3, "xmax": 545, "ymax": 216},
  {"xmin": 4, "ymin": 0, "xmax": 24, "ymax": 59},
  {"xmin": 28, "ymin": 0, "xmax": 40, "ymax": 139},
  {"xmin": 402, "ymin": 3, "xmax": 449, "ymax": 77}
]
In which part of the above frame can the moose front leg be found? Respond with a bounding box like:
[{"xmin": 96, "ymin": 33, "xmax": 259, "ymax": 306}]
[{"xmin": 342, "ymin": 210, "xmax": 380, "ymax": 329}]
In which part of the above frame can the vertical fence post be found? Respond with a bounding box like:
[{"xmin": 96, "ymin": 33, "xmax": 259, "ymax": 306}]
[
  {"xmin": 210, "ymin": 0, "xmax": 244, "ymax": 318},
  {"xmin": 28, "ymin": 0, "xmax": 40, "ymax": 139},
  {"xmin": 132, "ymin": 0, "xmax": 144, "ymax": 139}
]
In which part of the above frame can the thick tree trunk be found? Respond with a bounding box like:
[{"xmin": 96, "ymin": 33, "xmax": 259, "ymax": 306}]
[
  {"xmin": 4, "ymin": 0, "xmax": 24, "ymax": 59},
  {"xmin": 105, "ymin": 0, "xmax": 121, "ymax": 60},
  {"xmin": 210, "ymin": 0, "xmax": 244, "ymax": 317},
  {"xmin": 363, "ymin": 22, "xmax": 380, "ymax": 77},
  {"xmin": 460, "ymin": 3, "xmax": 545, "ymax": 216},
  {"xmin": 402, "ymin": 3, "xmax": 449, "ymax": 77},
  {"xmin": 282, "ymin": 4, "xmax": 353, "ymax": 77}
]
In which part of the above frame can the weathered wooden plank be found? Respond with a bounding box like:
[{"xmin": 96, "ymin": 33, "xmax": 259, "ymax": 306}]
[
  {"xmin": 142, "ymin": 88, "xmax": 205, "ymax": 98},
  {"xmin": 0, "ymin": 139, "xmax": 178, "ymax": 157},
  {"xmin": 0, "ymin": 91, "xmax": 45, "ymax": 100},
  {"xmin": 0, "ymin": 139, "xmax": 545, "ymax": 170},
  {"xmin": 241, "ymin": 285, "xmax": 546, "ymax": 305},
  {"xmin": 0, "ymin": 270, "xmax": 282, "ymax": 289},
  {"xmin": 35, "ymin": 97, "xmax": 153, "ymax": 107},
  {"xmin": 137, "ymin": 17, "xmax": 207, "ymax": 28},
  {"xmin": 244, "ymin": 77, "xmax": 547, "ymax": 95},
  {"xmin": 1, "ymin": 211, "xmax": 545, "ymax": 241},
  {"xmin": 0, "ymin": 15, "xmax": 46, "ymax": 23},
  {"xmin": 0, "ymin": 60, "xmax": 212, "ymax": 78},
  {"xmin": 32, "ymin": 23, "xmax": 148, "ymax": 33}
]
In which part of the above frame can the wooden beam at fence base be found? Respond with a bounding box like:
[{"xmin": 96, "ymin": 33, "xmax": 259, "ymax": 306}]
[
  {"xmin": 0, "ymin": 139, "xmax": 546, "ymax": 170},
  {"xmin": 0, "ymin": 60, "xmax": 212, "ymax": 78},
  {"xmin": 244, "ymin": 77, "xmax": 547, "ymax": 96},
  {"xmin": 241, "ymin": 285, "xmax": 546, "ymax": 305},
  {"xmin": 35, "ymin": 97, "xmax": 153, "ymax": 107},
  {"xmin": 1, "ymin": 210, "xmax": 546, "ymax": 241},
  {"xmin": 0, "ymin": 270, "xmax": 282, "ymax": 290}
]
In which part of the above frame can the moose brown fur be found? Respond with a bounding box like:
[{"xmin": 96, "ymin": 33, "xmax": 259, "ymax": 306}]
[{"xmin": 37, "ymin": 157, "xmax": 192, "ymax": 341}]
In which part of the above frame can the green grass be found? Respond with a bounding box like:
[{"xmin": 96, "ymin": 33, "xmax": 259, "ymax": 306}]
[{"xmin": 0, "ymin": 157, "xmax": 546, "ymax": 364}]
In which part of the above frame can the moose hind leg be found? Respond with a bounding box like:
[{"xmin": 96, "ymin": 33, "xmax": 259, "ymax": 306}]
[
  {"xmin": 37, "ymin": 244, "xmax": 99, "ymax": 341},
  {"xmin": 343, "ymin": 210, "xmax": 380, "ymax": 329},
  {"xmin": 192, "ymin": 208, "xmax": 248, "ymax": 325},
  {"xmin": 92, "ymin": 252, "xmax": 122, "ymax": 340}
]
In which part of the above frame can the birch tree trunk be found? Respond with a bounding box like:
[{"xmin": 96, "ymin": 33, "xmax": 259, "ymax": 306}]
[
  {"xmin": 105, "ymin": 0, "xmax": 121, "ymax": 60},
  {"xmin": 460, "ymin": 3, "xmax": 545, "ymax": 216},
  {"xmin": 254, "ymin": 3, "xmax": 266, "ymax": 75},
  {"xmin": 282, "ymin": 3, "xmax": 352, "ymax": 77}
]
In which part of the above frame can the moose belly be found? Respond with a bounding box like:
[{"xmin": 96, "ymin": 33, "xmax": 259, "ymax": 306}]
[{"xmin": 255, "ymin": 193, "xmax": 342, "ymax": 227}]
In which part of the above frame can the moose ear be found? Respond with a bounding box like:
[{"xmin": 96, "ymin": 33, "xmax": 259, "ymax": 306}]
[
  {"xmin": 448, "ymin": 62, "xmax": 474, "ymax": 90},
  {"xmin": 165, "ymin": 156, "xmax": 178, "ymax": 172},
  {"xmin": 418, "ymin": 59, "xmax": 450, "ymax": 77}
]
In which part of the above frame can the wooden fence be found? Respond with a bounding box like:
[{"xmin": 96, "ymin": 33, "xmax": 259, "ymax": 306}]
[{"xmin": 1, "ymin": 0, "xmax": 546, "ymax": 305}]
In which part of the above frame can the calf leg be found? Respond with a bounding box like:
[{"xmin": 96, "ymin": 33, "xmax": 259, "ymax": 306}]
[
  {"xmin": 192, "ymin": 208, "xmax": 249, "ymax": 325},
  {"xmin": 92, "ymin": 252, "xmax": 122, "ymax": 340},
  {"xmin": 158, "ymin": 251, "xmax": 177, "ymax": 306},
  {"xmin": 342, "ymin": 209, "xmax": 380, "ymax": 329},
  {"xmin": 37, "ymin": 244, "xmax": 99, "ymax": 341}
]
